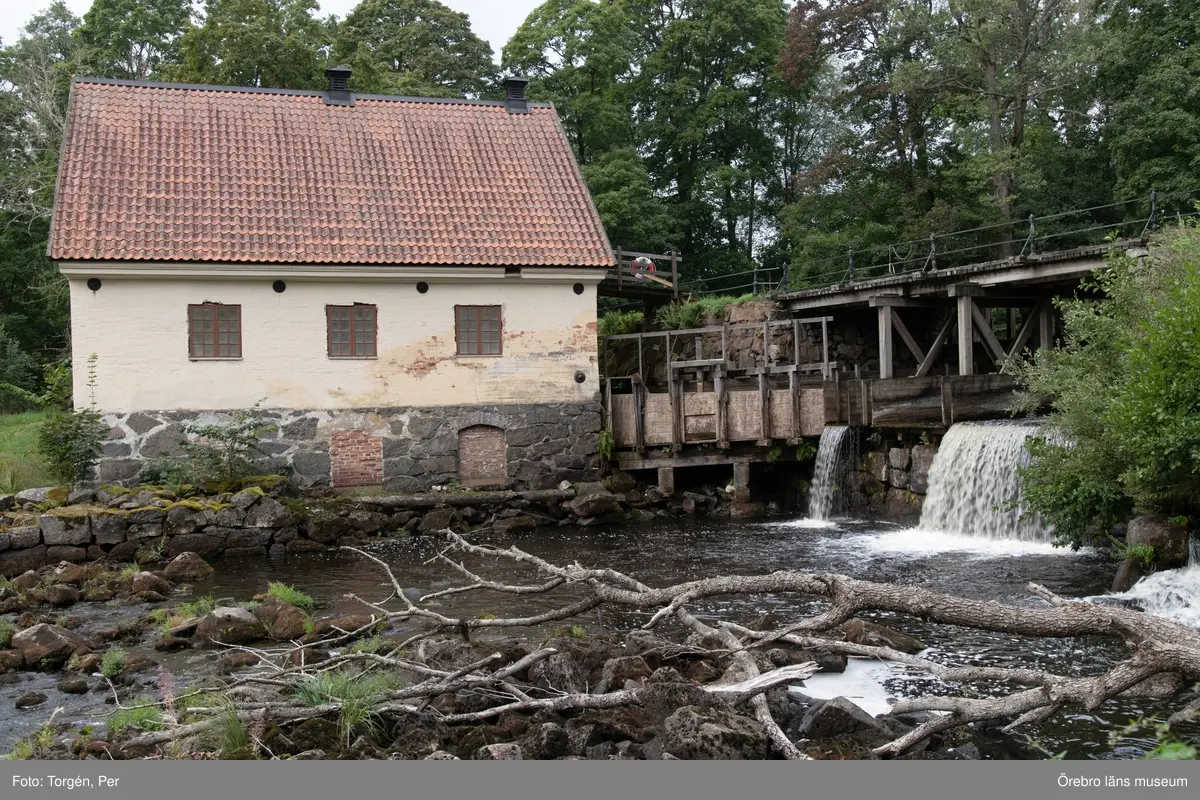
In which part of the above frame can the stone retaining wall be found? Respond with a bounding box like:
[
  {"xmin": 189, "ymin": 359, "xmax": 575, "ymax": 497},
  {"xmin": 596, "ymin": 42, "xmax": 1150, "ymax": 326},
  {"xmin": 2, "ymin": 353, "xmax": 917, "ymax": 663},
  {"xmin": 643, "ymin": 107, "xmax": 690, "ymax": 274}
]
[
  {"xmin": 95, "ymin": 402, "xmax": 603, "ymax": 490},
  {"xmin": 0, "ymin": 475, "xmax": 733, "ymax": 577},
  {"xmin": 847, "ymin": 443, "xmax": 938, "ymax": 521}
]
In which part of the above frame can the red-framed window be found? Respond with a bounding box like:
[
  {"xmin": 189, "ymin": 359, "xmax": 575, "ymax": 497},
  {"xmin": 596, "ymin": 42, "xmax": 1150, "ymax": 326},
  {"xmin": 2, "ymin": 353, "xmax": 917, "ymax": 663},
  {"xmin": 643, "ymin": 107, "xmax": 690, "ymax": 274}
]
[
  {"xmin": 188, "ymin": 303, "xmax": 242, "ymax": 359},
  {"xmin": 327, "ymin": 304, "xmax": 378, "ymax": 358},
  {"xmin": 455, "ymin": 305, "xmax": 502, "ymax": 356}
]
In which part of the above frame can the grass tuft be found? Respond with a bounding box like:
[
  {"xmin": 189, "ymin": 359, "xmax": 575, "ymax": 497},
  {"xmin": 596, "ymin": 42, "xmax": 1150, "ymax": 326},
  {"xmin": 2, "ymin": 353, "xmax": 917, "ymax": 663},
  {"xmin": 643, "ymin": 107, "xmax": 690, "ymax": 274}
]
[
  {"xmin": 267, "ymin": 582, "xmax": 313, "ymax": 613},
  {"xmin": 99, "ymin": 647, "xmax": 126, "ymax": 678},
  {"xmin": 292, "ymin": 669, "xmax": 401, "ymax": 745},
  {"xmin": 108, "ymin": 698, "xmax": 164, "ymax": 735}
]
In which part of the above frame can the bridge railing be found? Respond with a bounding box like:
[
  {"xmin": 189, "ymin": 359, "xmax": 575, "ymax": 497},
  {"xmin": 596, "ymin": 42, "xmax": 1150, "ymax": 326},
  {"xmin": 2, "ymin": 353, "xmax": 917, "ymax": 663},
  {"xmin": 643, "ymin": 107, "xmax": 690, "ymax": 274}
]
[{"xmin": 779, "ymin": 187, "xmax": 1200, "ymax": 292}]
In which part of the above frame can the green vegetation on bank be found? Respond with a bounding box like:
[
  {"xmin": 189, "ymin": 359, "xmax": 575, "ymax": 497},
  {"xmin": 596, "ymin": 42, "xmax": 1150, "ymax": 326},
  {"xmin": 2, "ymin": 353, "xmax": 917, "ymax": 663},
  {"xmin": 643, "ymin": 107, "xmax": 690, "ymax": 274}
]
[
  {"xmin": 1013, "ymin": 222, "xmax": 1200, "ymax": 548},
  {"xmin": 0, "ymin": 412, "xmax": 54, "ymax": 493}
]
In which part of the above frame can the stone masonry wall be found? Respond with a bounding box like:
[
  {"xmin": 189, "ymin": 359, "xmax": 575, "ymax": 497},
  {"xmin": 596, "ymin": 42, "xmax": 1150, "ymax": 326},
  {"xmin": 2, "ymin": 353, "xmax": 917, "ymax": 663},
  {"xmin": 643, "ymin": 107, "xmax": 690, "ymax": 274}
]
[
  {"xmin": 95, "ymin": 402, "xmax": 603, "ymax": 491},
  {"xmin": 847, "ymin": 442, "xmax": 938, "ymax": 522}
]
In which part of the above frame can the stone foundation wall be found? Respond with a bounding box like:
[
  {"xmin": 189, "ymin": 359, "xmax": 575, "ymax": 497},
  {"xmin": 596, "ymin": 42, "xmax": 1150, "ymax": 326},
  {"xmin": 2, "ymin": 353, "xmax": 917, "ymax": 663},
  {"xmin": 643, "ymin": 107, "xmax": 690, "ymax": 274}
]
[
  {"xmin": 847, "ymin": 443, "xmax": 938, "ymax": 522},
  {"xmin": 95, "ymin": 402, "xmax": 603, "ymax": 491}
]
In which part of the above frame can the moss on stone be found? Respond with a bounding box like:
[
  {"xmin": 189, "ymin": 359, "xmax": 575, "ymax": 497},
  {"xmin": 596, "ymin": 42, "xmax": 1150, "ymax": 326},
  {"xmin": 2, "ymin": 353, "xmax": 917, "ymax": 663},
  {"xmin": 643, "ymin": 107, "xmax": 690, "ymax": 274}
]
[{"xmin": 46, "ymin": 486, "xmax": 70, "ymax": 504}]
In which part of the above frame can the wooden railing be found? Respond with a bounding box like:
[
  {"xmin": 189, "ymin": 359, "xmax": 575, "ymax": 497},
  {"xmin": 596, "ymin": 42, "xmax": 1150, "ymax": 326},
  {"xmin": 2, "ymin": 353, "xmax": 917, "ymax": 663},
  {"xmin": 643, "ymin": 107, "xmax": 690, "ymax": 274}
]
[{"xmin": 610, "ymin": 249, "xmax": 680, "ymax": 299}]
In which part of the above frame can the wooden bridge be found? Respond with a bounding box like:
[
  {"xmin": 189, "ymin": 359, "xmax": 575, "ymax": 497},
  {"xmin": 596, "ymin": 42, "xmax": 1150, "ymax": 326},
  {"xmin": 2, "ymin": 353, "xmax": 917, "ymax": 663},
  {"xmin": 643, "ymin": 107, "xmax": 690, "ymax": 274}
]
[{"xmin": 601, "ymin": 239, "xmax": 1149, "ymax": 472}]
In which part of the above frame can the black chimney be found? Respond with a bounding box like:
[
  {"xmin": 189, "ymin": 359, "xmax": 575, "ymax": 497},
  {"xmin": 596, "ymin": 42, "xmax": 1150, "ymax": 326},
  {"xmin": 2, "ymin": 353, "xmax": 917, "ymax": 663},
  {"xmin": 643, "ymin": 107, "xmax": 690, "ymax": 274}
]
[
  {"xmin": 503, "ymin": 77, "xmax": 530, "ymax": 114},
  {"xmin": 325, "ymin": 65, "xmax": 353, "ymax": 106}
]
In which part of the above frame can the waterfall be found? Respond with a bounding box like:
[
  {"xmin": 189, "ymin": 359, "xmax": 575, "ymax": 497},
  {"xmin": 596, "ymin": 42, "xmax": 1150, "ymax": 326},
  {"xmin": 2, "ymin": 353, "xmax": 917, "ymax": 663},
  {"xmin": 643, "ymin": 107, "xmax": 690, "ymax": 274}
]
[
  {"xmin": 918, "ymin": 420, "xmax": 1051, "ymax": 542},
  {"xmin": 809, "ymin": 426, "xmax": 856, "ymax": 520},
  {"xmin": 1190, "ymin": 534, "xmax": 1200, "ymax": 568}
]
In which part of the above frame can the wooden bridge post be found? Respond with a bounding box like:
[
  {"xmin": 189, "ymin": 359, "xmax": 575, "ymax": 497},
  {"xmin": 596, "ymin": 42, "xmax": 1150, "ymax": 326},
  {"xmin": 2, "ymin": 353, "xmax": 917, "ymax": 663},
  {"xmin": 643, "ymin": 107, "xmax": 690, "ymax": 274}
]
[
  {"xmin": 1038, "ymin": 304, "xmax": 1055, "ymax": 350},
  {"xmin": 949, "ymin": 284, "xmax": 983, "ymax": 376},
  {"xmin": 878, "ymin": 305, "xmax": 894, "ymax": 379}
]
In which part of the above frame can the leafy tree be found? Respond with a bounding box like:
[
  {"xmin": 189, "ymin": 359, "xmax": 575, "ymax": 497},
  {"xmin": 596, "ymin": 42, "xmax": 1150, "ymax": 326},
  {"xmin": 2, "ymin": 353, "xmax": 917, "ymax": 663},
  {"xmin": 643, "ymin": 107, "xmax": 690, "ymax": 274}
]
[
  {"xmin": 582, "ymin": 147, "xmax": 676, "ymax": 254},
  {"xmin": 74, "ymin": 0, "xmax": 190, "ymax": 80},
  {"xmin": 334, "ymin": 0, "xmax": 495, "ymax": 97},
  {"xmin": 0, "ymin": 1, "xmax": 81, "ymax": 221},
  {"xmin": 1099, "ymin": 0, "xmax": 1200, "ymax": 206},
  {"xmin": 1012, "ymin": 222, "xmax": 1200, "ymax": 547},
  {"xmin": 173, "ymin": 0, "xmax": 332, "ymax": 90},
  {"xmin": 502, "ymin": 0, "xmax": 638, "ymax": 164}
]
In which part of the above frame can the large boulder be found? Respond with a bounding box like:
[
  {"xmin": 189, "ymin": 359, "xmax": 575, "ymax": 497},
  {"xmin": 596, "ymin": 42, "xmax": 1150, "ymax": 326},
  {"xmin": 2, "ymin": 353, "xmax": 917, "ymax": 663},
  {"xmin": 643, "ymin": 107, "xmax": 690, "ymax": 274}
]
[
  {"xmin": 131, "ymin": 571, "xmax": 172, "ymax": 596},
  {"xmin": 196, "ymin": 607, "xmax": 267, "ymax": 645},
  {"xmin": 0, "ymin": 545, "xmax": 47, "ymax": 576},
  {"xmin": 254, "ymin": 597, "xmax": 309, "ymax": 640},
  {"xmin": 418, "ymin": 508, "xmax": 461, "ymax": 534},
  {"xmin": 163, "ymin": 506, "xmax": 206, "ymax": 537},
  {"xmin": 39, "ymin": 515, "xmax": 91, "ymax": 546},
  {"xmin": 11, "ymin": 623, "xmax": 91, "ymax": 667},
  {"xmin": 520, "ymin": 723, "xmax": 570, "ymax": 760},
  {"xmin": 569, "ymin": 486, "xmax": 621, "ymax": 518},
  {"xmin": 528, "ymin": 652, "xmax": 587, "ymax": 695},
  {"xmin": 662, "ymin": 706, "xmax": 772, "ymax": 760},
  {"xmin": 474, "ymin": 743, "xmax": 523, "ymax": 760},
  {"xmin": 796, "ymin": 696, "xmax": 895, "ymax": 747},
  {"xmin": 163, "ymin": 552, "xmax": 215, "ymax": 581},
  {"xmin": 1112, "ymin": 556, "xmax": 1143, "ymax": 593},
  {"xmin": 841, "ymin": 619, "xmax": 924, "ymax": 654},
  {"xmin": 304, "ymin": 509, "xmax": 351, "ymax": 544},
  {"xmin": 492, "ymin": 514, "xmax": 537, "ymax": 535},
  {"xmin": 244, "ymin": 497, "xmax": 296, "ymax": 528},
  {"xmin": 1126, "ymin": 516, "xmax": 1190, "ymax": 568},
  {"xmin": 46, "ymin": 584, "xmax": 80, "ymax": 607}
]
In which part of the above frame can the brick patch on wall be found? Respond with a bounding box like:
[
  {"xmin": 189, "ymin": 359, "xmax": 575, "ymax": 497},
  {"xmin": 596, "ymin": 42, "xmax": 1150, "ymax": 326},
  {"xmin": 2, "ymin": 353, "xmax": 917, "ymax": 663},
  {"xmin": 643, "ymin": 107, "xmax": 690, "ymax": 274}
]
[
  {"xmin": 330, "ymin": 429, "xmax": 384, "ymax": 487},
  {"xmin": 458, "ymin": 425, "xmax": 507, "ymax": 487}
]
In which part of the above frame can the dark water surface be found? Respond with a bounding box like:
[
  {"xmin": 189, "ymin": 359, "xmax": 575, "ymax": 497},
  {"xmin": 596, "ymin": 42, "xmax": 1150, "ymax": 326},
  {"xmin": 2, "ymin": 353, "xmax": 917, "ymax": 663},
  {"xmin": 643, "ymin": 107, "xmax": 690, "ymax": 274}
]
[{"xmin": 3, "ymin": 516, "xmax": 1193, "ymax": 759}]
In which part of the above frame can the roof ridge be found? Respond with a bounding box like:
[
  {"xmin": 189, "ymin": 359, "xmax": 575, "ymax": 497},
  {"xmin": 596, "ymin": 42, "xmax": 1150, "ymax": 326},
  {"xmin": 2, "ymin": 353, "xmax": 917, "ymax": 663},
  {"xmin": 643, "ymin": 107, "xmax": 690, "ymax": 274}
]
[{"xmin": 72, "ymin": 76, "xmax": 553, "ymax": 109}]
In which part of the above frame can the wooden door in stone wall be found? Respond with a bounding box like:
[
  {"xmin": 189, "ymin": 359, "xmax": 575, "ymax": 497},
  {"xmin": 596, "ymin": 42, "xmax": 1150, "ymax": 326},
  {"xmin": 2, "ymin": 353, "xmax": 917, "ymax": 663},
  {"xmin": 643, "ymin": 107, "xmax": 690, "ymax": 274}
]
[{"xmin": 458, "ymin": 425, "xmax": 507, "ymax": 488}]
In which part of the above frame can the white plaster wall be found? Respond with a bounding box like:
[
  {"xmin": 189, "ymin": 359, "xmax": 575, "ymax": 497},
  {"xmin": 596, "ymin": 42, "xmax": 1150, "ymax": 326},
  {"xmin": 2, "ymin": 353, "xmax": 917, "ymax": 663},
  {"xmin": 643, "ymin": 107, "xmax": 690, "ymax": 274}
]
[{"xmin": 68, "ymin": 273, "xmax": 601, "ymax": 412}]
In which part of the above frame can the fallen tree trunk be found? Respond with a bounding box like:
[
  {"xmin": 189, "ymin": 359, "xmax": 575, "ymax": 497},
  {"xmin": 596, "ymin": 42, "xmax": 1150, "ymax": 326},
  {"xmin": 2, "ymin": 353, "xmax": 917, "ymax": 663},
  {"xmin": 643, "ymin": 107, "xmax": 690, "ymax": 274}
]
[{"xmin": 112, "ymin": 532, "xmax": 1200, "ymax": 760}]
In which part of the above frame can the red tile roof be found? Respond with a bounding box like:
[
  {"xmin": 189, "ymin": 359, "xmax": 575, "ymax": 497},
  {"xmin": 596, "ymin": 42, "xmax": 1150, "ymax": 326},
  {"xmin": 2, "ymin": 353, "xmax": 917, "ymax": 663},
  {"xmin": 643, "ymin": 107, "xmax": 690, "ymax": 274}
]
[{"xmin": 50, "ymin": 79, "xmax": 614, "ymax": 267}]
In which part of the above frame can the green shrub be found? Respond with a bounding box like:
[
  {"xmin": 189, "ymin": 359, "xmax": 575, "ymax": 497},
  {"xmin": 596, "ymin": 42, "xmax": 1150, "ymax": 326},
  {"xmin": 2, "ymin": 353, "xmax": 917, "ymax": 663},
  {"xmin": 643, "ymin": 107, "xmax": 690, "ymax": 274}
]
[
  {"xmin": 181, "ymin": 401, "xmax": 279, "ymax": 484},
  {"xmin": 100, "ymin": 647, "xmax": 126, "ymax": 678},
  {"xmin": 653, "ymin": 294, "xmax": 756, "ymax": 330},
  {"xmin": 36, "ymin": 408, "xmax": 106, "ymax": 485},
  {"xmin": 597, "ymin": 310, "xmax": 644, "ymax": 337},
  {"xmin": 1013, "ymin": 222, "xmax": 1200, "ymax": 548},
  {"xmin": 597, "ymin": 428, "xmax": 614, "ymax": 461},
  {"xmin": 107, "ymin": 698, "xmax": 163, "ymax": 735},
  {"xmin": 0, "ymin": 620, "xmax": 14, "ymax": 649},
  {"xmin": 267, "ymin": 582, "xmax": 313, "ymax": 612}
]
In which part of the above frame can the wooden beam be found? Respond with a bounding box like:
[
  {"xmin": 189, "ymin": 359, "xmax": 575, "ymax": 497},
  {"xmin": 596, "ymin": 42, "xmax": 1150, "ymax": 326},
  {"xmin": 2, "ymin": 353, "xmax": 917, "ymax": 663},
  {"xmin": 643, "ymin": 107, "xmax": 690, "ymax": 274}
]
[
  {"xmin": 868, "ymin": 295, "xmax": 947, "ymax": 308},
  {"xmin": 948, "ymin": 283, "xmax": 985, "ymax": 297},
  {"xmin": 970, "ymin": 302, "xmax": 1008, "ymax": 364},
  {"xmin": 878, "ymin": 305, "xmax": 894, "ymax": 379},
  {"xmin": 915, "ymin": 314, "xmax": 955, "ymax": 378},
  {"xmin": 956, "ymin": 295, "xmax": 975, "ymax": 376},
  {"xmin": 1002, "ymin": 305, "xmax": 1040, "ymax": 367},
  {"xmin": 891, "ymin": 311, "xmax": 925, "ymax": 363},
  {"xmin": 1039, "ymin": 304, "xmax": 1055, "ymax": 350},
  {"xmin": 759, "ymin": 370, "xmax": 771, "ymax": 440}
]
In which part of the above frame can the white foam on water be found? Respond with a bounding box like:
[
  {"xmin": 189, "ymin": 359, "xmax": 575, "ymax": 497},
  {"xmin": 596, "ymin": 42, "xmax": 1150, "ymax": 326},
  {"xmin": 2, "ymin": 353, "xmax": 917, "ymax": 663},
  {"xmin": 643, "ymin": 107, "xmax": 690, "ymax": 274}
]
[
  {"xmin": 849, "ymin": 528, "xmax": 1076, "ymax": 558},
  {"xmin": 1101, "ymin": 565, "xmax": 1200, "ymax": 628},
  {"xmin": 791, "ymin": 658, "xmax": 906, "ymax": 717},
  {"xmin": 919, "ymin": 420, "xmax": 1052, "ymax": 543},
  {"xmin": 770, "ymin": 517, "xmax": 838, "ymax": 530}
]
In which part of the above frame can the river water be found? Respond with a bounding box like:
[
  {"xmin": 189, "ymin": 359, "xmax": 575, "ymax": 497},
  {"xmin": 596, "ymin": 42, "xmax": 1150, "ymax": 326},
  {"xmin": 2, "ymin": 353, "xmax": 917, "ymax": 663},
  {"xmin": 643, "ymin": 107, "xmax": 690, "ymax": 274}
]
[{"xmin": 6, "ymin": 514, "xmax": 1191, "ymax": 759}]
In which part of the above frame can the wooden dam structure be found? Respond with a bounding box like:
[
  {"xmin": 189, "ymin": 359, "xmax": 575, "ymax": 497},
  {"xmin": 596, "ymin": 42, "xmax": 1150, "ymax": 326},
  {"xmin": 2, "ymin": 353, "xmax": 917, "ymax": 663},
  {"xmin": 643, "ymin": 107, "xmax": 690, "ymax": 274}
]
[{"xmin": 600, "ymin": 239, "xmax": 1148, "ymax": 490}]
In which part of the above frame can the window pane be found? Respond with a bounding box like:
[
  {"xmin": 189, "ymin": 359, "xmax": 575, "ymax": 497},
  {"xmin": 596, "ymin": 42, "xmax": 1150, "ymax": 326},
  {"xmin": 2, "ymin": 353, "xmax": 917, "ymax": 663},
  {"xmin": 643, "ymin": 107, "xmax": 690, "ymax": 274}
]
[
  {"xmin": 329, "ymin": 308, "xmax": 351, "ymax": 357},
  {"xmin": 457, "ymin": 307, "xmax": 500, "ymax": 356}
]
